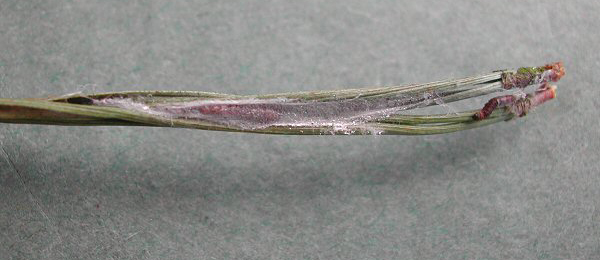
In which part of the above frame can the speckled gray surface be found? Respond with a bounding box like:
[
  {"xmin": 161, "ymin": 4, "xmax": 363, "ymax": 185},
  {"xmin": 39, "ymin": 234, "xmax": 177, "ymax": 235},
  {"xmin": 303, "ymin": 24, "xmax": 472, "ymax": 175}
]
[{"xmin": 1, "ymin": 1, "xmax": 599, "ymax": 259}]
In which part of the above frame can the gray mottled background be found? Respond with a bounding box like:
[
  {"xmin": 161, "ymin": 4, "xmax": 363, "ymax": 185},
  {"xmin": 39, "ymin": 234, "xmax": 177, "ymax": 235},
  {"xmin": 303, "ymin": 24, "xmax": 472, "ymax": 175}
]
[{"xmin": 1, "ymin": 0, "xmax": 598, "ymax": 259}]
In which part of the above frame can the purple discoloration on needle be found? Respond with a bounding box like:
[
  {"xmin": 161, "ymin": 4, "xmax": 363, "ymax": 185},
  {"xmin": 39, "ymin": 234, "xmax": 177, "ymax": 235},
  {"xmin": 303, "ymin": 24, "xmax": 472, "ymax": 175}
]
[{"xmin": 94, "ymin": 92, "xmax": 443, "ymax": 130}]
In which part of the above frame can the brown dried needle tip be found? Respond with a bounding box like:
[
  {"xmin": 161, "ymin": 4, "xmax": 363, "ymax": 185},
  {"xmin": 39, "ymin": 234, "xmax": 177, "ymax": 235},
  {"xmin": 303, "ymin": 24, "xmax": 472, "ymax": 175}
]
[
  {"xmin": 501, "ymin": 61, "xmax": 565, "ymax": 90},
  {"xmin": 509, "ymin": 85, "xmax": 557, "ymax": 117},
  {"xmin": 473, "ymin": 83, "xmax": 557, "ymax": 121}
]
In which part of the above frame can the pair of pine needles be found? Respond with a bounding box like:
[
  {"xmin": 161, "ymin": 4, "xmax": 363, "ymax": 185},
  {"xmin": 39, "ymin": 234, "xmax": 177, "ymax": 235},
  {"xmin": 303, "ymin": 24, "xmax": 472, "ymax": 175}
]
[{"xmin": 0, "ymin": 62, "xmax": 564, "ymax": 135}]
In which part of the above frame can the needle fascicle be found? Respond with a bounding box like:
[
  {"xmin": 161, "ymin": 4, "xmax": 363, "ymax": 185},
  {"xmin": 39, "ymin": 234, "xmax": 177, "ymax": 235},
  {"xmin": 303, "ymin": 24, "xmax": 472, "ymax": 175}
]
[{"xmin": 0, "ymin": 62, "xmax": 565, "ymax": 135}]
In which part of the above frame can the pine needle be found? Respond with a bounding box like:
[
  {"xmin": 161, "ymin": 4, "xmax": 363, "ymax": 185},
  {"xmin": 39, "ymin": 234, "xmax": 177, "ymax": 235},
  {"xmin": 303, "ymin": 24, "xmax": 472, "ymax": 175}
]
[{"xmin": 0, "ymin": 62, "xmax": 564, "ymax": 135}]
